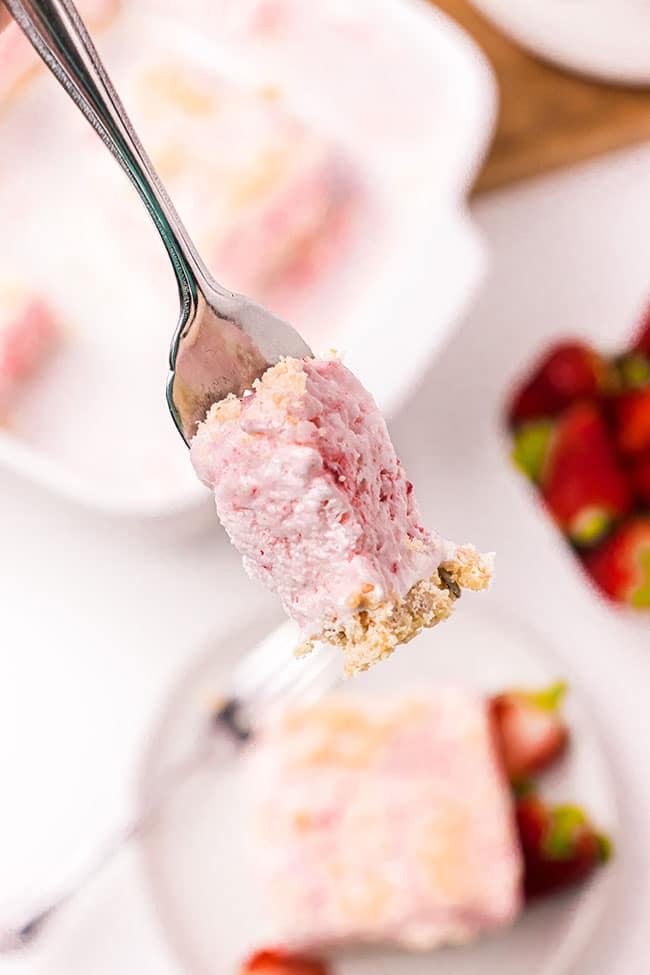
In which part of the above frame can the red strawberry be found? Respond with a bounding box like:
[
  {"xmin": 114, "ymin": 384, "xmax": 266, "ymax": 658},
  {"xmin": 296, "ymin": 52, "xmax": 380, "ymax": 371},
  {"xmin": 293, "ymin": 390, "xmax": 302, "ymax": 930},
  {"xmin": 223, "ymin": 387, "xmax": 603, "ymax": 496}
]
[
  {"xmin": 583, "ymin": 516, "xmax": 650, "ymax": 607},
  {"xmin": 612, "ymin": 385, "xmax": 650, "ymax": 456},
  {"xmin": 490, "ymin": 683, "xmax": 568, "ymax": 783},
  {"xmin": 630, "ymin": 303, "xmax": 650, "ymax": 358},
  {"xmin": 631, "ymin": 450, "xmax": 650, "ymax": 506},
  {"xmin": 241, "ymin": 949, "xmax": 329, "ymax": 975},
  {"xmin": 541, "ymin": 402, "xmax": 631, "ymax": 545},
  {"xmin": 515, "ymin": 792, "xmax": 611, "ymax": 900},
  {"xmin": 508, "ymin": 342, "xmax": 603, "ymax": 426}
]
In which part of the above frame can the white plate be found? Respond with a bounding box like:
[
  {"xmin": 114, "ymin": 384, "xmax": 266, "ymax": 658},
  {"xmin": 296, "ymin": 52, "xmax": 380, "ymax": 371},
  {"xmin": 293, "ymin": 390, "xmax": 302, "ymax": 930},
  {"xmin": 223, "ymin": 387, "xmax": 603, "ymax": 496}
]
[
  {"xmin": 0, "ymin": 0, "xmax": 496, "ymax": 519},
  {"xmin": 138, "ymin": 604, "xmax": 618, "ymax": 975}
]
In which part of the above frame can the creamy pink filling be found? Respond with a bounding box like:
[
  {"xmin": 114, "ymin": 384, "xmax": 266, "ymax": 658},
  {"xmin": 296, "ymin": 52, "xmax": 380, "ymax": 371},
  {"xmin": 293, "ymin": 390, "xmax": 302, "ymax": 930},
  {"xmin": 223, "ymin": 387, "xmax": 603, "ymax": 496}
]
[
  {"xmin": 191, "ymin": 358, "xmax": 451, "ymax": 634},
  {"xmin": 212, "ymin": 154, "xmax": 359, "ymax": 317},
  {"xmin": 246, "ymin": 689, "xmax": 523, "ymax": 950}
]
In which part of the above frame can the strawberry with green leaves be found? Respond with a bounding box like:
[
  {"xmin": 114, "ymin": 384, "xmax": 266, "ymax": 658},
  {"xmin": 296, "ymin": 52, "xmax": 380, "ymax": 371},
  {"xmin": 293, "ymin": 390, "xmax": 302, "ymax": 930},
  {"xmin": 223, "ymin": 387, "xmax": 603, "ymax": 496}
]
[
  {"xmin": 508, "ymin": 341, "xmax": 604, "ymax": 427},
  {"xmin": 515, "ymin": 402, "xmax": 632, "ymax": 546},
  {"xmin": 240, "ymin": 950, "xmax": 329, "ymax": 975},
  {"xmin": 515, "ymin": 791, "xmax": 611, "ymax": 899},
  {"xmin": 490, "ymin": 682, "xmax": 568, "ymax": 784},
  {"xmin": 583, "ymin": 516, "xmax": 650, "ymax": 608}
]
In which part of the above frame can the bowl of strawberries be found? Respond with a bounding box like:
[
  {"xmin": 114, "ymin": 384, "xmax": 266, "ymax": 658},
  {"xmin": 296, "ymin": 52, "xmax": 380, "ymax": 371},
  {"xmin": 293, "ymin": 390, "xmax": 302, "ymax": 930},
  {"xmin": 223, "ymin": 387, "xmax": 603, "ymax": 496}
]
[{"xmin": 507, "ymin": 302, "xmax": 650, "ymax": 609}]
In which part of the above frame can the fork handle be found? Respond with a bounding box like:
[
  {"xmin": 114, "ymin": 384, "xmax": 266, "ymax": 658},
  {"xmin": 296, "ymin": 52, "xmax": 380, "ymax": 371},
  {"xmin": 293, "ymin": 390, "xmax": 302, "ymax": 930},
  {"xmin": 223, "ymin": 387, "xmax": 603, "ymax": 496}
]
[{"xmin": 4, "ymin": 0, "xmax": 219, "ymax": 324}]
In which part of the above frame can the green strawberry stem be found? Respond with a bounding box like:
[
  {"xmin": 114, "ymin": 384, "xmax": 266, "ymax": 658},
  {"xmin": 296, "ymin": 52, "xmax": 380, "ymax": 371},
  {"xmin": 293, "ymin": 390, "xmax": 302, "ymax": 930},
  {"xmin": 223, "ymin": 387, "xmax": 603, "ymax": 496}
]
[
  {"xmin": 512, "ymin": 420, "xmax": 554, "ymax": 484},
  {"xmin": 528, "ymin": 681, "xmax": 568, "ymax": 712},
  {"xmin": 631, "ymin": 547, "xmax": 650, "ymax": 609}
]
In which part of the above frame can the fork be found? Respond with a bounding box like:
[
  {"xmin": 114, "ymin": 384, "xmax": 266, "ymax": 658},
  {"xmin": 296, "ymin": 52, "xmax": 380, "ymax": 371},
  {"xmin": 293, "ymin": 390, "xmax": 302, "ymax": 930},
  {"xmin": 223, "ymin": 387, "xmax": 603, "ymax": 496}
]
[
  {"xmin": 0, "ymin": 621, "xmax": 342, "ymax": 952},
  {"xmin": 5, "ymin": 0, "xmax": 312, "ymax": 445}
]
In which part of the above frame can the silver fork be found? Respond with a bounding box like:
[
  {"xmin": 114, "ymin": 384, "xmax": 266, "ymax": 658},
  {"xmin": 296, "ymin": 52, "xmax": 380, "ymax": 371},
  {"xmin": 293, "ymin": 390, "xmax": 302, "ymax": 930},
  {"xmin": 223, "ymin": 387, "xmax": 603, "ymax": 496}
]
[
  {"xmin": 5, "ymin": 0, "xmax": 312, "ymax": 445},
  {"xmin": 0, "ymin": 622, "xmax": 342, "ymax": 952}
]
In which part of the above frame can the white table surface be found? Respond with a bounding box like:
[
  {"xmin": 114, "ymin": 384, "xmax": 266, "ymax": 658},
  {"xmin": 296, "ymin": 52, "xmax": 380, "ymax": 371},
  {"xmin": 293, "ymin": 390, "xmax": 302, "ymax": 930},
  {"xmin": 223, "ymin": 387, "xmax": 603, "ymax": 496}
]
[{"xmin": 3, "ymin": 141, "xmax": 650, "ymax": 974}]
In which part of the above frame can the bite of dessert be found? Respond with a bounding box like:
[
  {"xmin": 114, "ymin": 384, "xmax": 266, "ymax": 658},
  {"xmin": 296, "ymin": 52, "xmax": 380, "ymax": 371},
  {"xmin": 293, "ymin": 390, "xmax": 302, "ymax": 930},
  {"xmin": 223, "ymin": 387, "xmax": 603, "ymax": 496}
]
[{"xmin": 192, "ymin": 355, "xmax": 493, "ymax": 675}]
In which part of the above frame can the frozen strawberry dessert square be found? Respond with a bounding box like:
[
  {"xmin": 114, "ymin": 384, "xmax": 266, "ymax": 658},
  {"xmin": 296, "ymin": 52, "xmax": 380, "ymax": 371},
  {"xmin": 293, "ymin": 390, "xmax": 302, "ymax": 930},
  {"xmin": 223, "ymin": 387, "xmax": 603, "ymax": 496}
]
[
  {"xmin": 238, "ymin": 682, "xmax": 608, "ymax": 966},
  {"xmin": 0, "ymin": 286, "xmax": 61, "ymax": 416},
  {"xmin": 191, "ymin": 356, "xmax": 493, "ymax": 674},
  {"xmin": 211, "ymin": 148, "xmax": 358, "ymax": 318},
  {"xmin": 132, "ymin": 64, "xmax": 362, "ymax": 324},
  {"xmin": 245, "ymin": 690, "xmax": 522, "ymax": 951}
]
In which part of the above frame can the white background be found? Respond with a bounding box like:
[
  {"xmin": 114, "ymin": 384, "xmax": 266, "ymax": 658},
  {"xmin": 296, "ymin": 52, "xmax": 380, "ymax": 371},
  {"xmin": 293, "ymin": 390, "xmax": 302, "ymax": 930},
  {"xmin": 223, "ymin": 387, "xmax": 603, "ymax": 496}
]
[{"xmin": 2, "ymin": 142, "xmax": 650, "ymax": 974}]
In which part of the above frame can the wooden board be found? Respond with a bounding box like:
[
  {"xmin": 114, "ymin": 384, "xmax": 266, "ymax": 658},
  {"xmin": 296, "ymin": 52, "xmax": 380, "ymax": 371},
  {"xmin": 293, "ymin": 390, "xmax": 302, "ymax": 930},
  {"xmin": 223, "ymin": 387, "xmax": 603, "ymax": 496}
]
[{"xmin": 431, "ymin": 0, "xmax": 650, "ymax": 193}]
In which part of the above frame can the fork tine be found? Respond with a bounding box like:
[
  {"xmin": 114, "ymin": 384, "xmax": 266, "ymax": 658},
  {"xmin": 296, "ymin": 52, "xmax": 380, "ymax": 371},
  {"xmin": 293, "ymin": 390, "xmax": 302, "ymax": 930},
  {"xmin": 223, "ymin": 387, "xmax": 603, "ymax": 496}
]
[
  {"xmin": 220, "ymin": 622, "xmax": 343, "ymax": 738},
  {"xmin": 229, "ymin": 620, "xmax": 298, "ymax": 700},
  {"xmin": 249, "ymin": 646, "xmax": 319, "ymax": 704},
  {"xmin": 278, "ymin": 654, "xmax": 342, "ymax": 711},
  {"xmin": 251, "ymin": 646, "xmax": 342, "ymax": 725}
]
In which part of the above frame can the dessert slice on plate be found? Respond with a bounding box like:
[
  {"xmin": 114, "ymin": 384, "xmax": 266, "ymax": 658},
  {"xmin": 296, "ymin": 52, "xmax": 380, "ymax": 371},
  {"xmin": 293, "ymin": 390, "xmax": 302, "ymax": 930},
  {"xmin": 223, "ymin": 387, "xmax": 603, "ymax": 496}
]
[
  {"xmin": 245, "ymin": 688, "xmax": 522, "ymax": 951},
  {"xmin": 240, "ymin": 682, "xmax": 608, "ymax": 969},
  {"xmin": 192, "ymin": 356, "xmax": 493, "ymax": 674}
]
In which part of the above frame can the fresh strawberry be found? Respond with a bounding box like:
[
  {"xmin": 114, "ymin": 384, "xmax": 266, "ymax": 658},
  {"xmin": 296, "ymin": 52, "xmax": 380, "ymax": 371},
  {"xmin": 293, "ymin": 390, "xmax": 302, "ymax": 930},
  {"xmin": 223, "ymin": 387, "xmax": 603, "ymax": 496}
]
[
  {"xmin": 515, "ymin": 792, "xmax": 611, "ymax": 900},
  {"xmin": 583, "ymin": 516, "xmax": 650, "ymax": 607},
  {"xmin": 241, "ymin": 949, "xmax": 329, "ymax": 975},
  {"xmin": 508, "ymin": 342, "xmax": 603, "ymax": 426},
  {"xmin": 630, "ymin": 302, "xmax": 650, "ymax": 358},
  {"xmin": 631, "ymin": 450, "xmax": 650, "ymax": 506},
  {"xmin": 541, "ymin": 402, "xmax": 631, "ymax": 545},
  {"xmin": 490, "ymin": 683, "xmax": 568, "ymax": 783},
  {"xmin": 612, "ymin": 385, "xmax": 650, "ymax": 456}
]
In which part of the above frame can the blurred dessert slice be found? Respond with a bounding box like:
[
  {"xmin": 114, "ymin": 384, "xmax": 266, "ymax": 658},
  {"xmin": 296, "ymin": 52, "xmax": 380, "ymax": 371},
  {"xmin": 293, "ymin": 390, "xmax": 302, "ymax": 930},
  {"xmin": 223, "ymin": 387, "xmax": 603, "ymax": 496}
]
[
  {"xmin": 246, "ymin": 689, "xmax": 522, "ymax": 950},
  {"xmin": 191, "ymin": 356, "xmax": 493, "ymax": 674},
  {"xmin": 0, "ymin": 284, "xmax": 61, "ymax": 419},
  {"xmin": 0, "ymin": 0, "xmax": 121, "ymax": 106},
  {"xmin": 211, "ymin": 147, "xmax": 358, "ymax": 317},
  {"xmin": 243, "ymin": 683, "xmax": 609, "ymax": 958},
  {"xmin": 133, "ymin": 64, "xmax": 362, "ymax": 324}
]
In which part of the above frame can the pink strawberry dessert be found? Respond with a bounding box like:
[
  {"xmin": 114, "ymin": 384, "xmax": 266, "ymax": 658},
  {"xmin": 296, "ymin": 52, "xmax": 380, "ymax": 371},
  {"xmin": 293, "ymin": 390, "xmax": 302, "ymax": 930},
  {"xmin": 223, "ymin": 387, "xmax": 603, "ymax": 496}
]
[
  {"xmin": 133, "ymin": 64, "xmax": 362, "ymax": 326},
  {"xmin": 191, "ymin": 357, "xmax": 493, "ymax": 674},
  {"xmin": 0, "ymin": 285, "xmax": 61, "ymax": 416},
  {"xmin": 246, "ymin": 689, "xmax": 522, "ymax": 950},
  {"xmin": 239, "ymin": 683, "xmax": 607, "ymax": 963}
]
